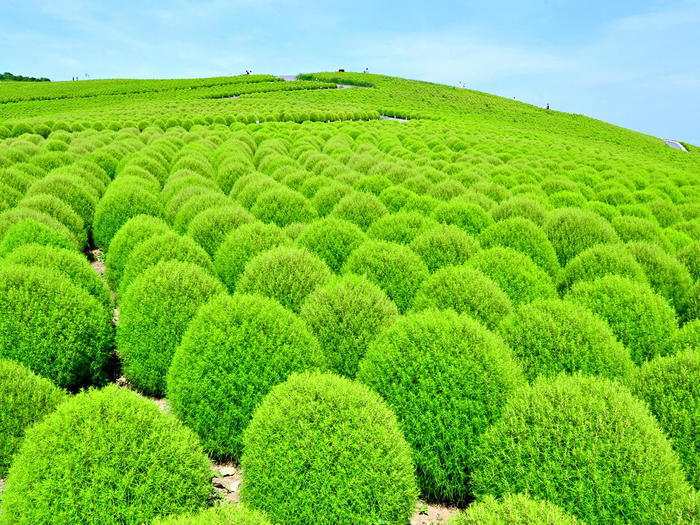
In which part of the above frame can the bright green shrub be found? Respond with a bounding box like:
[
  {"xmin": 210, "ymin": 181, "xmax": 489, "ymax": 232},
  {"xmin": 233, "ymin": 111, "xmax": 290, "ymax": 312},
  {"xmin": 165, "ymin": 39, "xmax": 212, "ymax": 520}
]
[
  {"xmin": 471, "ymin": 373, "xmax": 692, "ymax": 525},
  {"xmin": 240, "ymin": 371, "xmax": 418, "ymax": 525},
  {"xmin": 186, "ymin": 204, "xmax": 254, "ymax": 256},
  {"xmin": 152, "ymin": 504, "xmax": 272, "ymax": 525},
  {"xmin": 479, "ymin": 217, "xmax": 559, "ymax": 277},
  {"xmin": 499, "ymin": 298, "xmax": 634, "ymax": 381},
  {"xmin": 627, "ymin": 241, "xmax": 694, "ymax": 315},
  {"xmin": 402, "ymin": 193, "xmax": 441, "ymax": 215},
  {"xmin": 431, "ymin": 199, "xmax": 493, "ymax": 235},
  {"xmin": 300, "ymin": 274, "xmax": 398, "ymax": 377},
  {"xmin": 343, "ymin": 239, "xmax": 429, "ymax": 313},
  {"xmin": 251, "ymin": 186, "xmax": 317, "ymax": 226},
  {"xmin": 468, "ymin": 247, "xmax": 556, "ymax": 305},
  {"xmin": 173, "ymin": 192, "xmax": 231, "ymax": 234},
  {"xmin": 674, "ymin": 319, "xmax": 699, "ymax": 351},
  {"xmin": 25, "ymin": 172, "xmax": 99, "ymax": 226},
  {"xmin": 19, "ymin": 193, "xmax": 87, "ymax": 249},
  {"xmin": 412, "ymin": 265, "xmax": 513, "ymax": 330},
  {"xmin": 295, "ymin": 217, "xmax": 365, "ymax": 273},
  {"xmin": 612, "ymin": 215, "xmax": 674, "ymax": 253},
  {"xmin": 0, "ymin": 218, "xmax": 75, "ymax": 256},
  {"xmin": 665, "ymin": 227, "xmax": 693, "ymax": 251},
  {"xmin": 366, "ymin": 211, "xmax": 438, "ymax": 244},
  {"xmin": 119, "ymin": 232, "xmax": 214, "ymax": 296},
  {"xmin": 629, "ymin": 349, "xmax": 699, "ymax": 489},
  {"xmin": 567, "ymin": 275, "xmax": 677, "ymax": 364},
  {"xmin": 357, "ymin": 310, "xmax": 524, "ymax": 504},
  {"xmin": 544, "ymin": 208, "xmax": 619, "ymax": 266},
  {"xmin": 1, "ymin": 385, "xmax": 212, "ymax": 525},
  {"xmin": 685, "ymin": 283, "xmax": 700, "ymax": 324},
  {"xmin": 93, "ymin": 182, "xmax": 164, "ymax": 249},
  {"xmin": 310, "ymin": 182, "xmax": 353, "ymax": 216},
  {"xmin": 214, "ymin": 222, "xmax": 291, "ymax": 292},
  {"xmin": 0, "ymin": 358, "xmax": 65, "ymax": 476},
  {"xmin": 105, "ymin": 214, "xmax": 171, "ymax": 289},
  {"xmin": 451, "ymin": 494, "xmax": 582, "ymax": 525},
  {"xmin": 167, "ymin": 293, "xmax": 327, "ymax": 458},
  {"xmin": 410, "ymin": 224, "xmax": 480, "ymax": 272},
  {"xmin": 678, "ymin": 241, "xmax": 700, "ymax": 281},
  {"xmin": 117, "ymin": 261, "xmax": 224, "ymax": 396},
  {"xmin": 330, "ymin": 191, "xmax": 388, "ymax": 231},
  {"xmin": 0, "ymin": 264, "xmax": 113, "ymax": 389},
  {"xmin": 378, "ymin": 185, "xmax": 417, "ymax": 212},
  {"xmin": 558, "ymin": 243, "xmax": 647, "ymax": 292},
  {"xmin": 236, "ymin": 246, "xmax": 331, "ymax": 312},
  {"xmin": 4, "ymin": 244, "xmax": 112, "ymax": 313},
  {"xmin": 491, "ymin": 196, "xmax": 548, "ymax": 225}
]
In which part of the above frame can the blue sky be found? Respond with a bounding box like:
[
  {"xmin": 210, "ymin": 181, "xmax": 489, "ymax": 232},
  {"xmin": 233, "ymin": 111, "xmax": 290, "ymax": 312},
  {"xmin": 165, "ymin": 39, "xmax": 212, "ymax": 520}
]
[{"xmin": 2, "ymin": 0, "xmax": 699, "ymax": 145}]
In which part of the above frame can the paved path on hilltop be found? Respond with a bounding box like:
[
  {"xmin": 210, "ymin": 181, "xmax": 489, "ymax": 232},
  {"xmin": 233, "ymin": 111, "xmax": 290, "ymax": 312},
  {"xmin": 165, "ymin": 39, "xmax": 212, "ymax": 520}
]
[{"xmin": 664, "ymin": 140, "xmax": 688, "ymax": 152}]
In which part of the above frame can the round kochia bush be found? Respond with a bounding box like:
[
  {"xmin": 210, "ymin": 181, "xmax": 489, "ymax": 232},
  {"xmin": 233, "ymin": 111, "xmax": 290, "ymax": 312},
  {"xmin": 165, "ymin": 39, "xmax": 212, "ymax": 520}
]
[
  {"xmin": 499, "ymin": 298, "xmax": 635, "ymax": 381},
  {"xmin": 431, "ymin": 199, "xmax": 493, "ymax": 235},
  {"xmin": 295, "ymin": 216, "xmax": 366, "ymax": 273},
  {"xmin": 357, "ymin": 310, "xmax": 524, "ymax": 505},
  {"xmin": 412, "ymin": 265, "xmax": 513, "ymax": 330},
  {"xmin": 451, "ymin": 494, "xmax": 582, "ymax": 525},
  {"xmin": 0, "ymin": 264, "xmax": 113, "ymax": 390},
  {"xmin": 186, "ymin": 204, "xmax": 254, "ymax": 257},
  {"xmin": 410, "ymin": 223, "xmax": 480, "ymax": 272},
  {"xmin": 629, "ymin": 348, "xmax": 700, "ymax": 489},
  {"xmin": 471, "ymin": 373, "xmax": 693, "ymax": 525},
  {"xmin": 331, "ymin": 191, "xmax": 388, "ymax": 231},
  {"xmin": 167, "ymin": 294, "xmax": 327, "ymax": 459},
  {"xmin": 468, "ymin": 246, "xmax": 556, "ymax": 305},
  {"xmin": 300, "ymin": 274, "xmax": 399, "ymax": 378},
  {"xmin": 105, "ymin": 214, "xmax": 171, "ymax": 290},
  {"xmin": 558, "ymin": 243, "xmax": 647, "ymax": 292},
  {"xmin": 366, "ymin": 211, "xmax": 437, "ymax": 244},
  {"xmin": 117, "ymin": 261, "xmax": 224, "ymax": 396},
  {"xmin": 250, "ymin": 186, "xmax": 317, "ymax": 227},
  {"xmin": 0, "ymin": 358, "xmax": 65, "ymax": 476},
  {"xmin": 567, "ymin": 275, "xmax": 677, "ymax": 364},
  {"xmin": 1, "ymin": 385, "xmax": 212, "ymax": 525},
  {"xmin": 343, "ymin": 239, "xmax": 429, "ymax": 313},
  {"xmin": 0, "ymin": 218, "xmax": 75, "ymax": 256},
  {"xmin": 479, "ymin": 217, "xmax": 560, "ymax": 277},
  {"xmin": 236, "ymin": 246, "xmax": 331, "ymax": 313},
  {"xmin": 152, "ymin": 504, "xmax": 272, "ymax": 525},
  {"xmin": 544, "ymin": 207, "xmax": 619, "ymax": 266},
  {"xmin": 240, "ymin": 371, "xmax": 418, "ymax": 525},
  {"xmin": 214, "ymin": 222, "xmax": 291, "ymax": 292}
]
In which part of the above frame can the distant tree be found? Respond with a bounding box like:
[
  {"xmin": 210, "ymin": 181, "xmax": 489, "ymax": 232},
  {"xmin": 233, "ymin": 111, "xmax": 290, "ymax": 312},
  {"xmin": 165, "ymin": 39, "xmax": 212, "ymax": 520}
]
[{"xmin": 1, "ymin": 72, "xmax": 50, "ymax": 82}]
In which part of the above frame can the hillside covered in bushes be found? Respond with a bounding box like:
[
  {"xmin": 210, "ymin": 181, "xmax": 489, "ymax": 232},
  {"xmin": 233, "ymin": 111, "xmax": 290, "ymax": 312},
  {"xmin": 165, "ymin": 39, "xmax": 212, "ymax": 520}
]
[{"xmin": 0, "ymin": 72, "xmax": 698, "ymax": 524}]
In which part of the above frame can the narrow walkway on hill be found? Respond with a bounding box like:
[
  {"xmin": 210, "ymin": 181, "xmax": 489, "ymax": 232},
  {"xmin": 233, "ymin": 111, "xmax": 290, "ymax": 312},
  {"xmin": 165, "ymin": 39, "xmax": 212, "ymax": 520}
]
[{"xmin": 664, "ymin": 140, "xmax": 688, "ymax": 152}]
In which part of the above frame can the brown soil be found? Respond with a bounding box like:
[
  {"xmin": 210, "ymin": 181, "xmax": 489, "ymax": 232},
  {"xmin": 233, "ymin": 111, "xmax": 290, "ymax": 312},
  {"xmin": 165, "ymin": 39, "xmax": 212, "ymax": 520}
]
[
  {"xmin": 211, "ymin": 462, "xmax": 241, "ymax": 503},
  {"xmin": 411, "ymin": 501, "xmax": 458, "ymax": 524}
]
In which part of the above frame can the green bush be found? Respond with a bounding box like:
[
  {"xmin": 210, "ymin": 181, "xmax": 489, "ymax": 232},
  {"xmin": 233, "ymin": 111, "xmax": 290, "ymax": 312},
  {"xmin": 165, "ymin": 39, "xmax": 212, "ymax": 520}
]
[
  {"xmin": 117, "ymin": 261, "xmax": 224, "ymax": 396},
  {"xmin": 186, "ymin": 204, "xmax": 254, "ymax": 257},
  {"xmin": 490, "ymin": 196, "xmax": 549, "ymax": 225},
  {"xmin": 4, "ymin": 244, "xmax": 112, "ymax": 314},
  {"xmin": 25, "ymin": 172, "xmax": 99, "ymax": 227},
  {"xmin": 236, "ymin": 246, "xmax": 332, "ymax": 312},
  {"xmin": 93, "ymin": 181, "xmax": 164, "ymax": 249},
  {"xmin": 479, "ymin": 217, "xmax": 559, "ymax": 277},
  {"xmin": 499, "ymin": 298, "xmax": 634, "ymax": 381},
  {"xmin": 410, "ymin": 224, "xmax": 480, "ymax": 272},
  {"xmin": 295, "ymin": 217, "xmax": 366, "ymax": 273},
  {"xmin": 1, "ymin": 385, "xmax": 212, "ymax": 525},
  {"xmin": 119, "ymin": 232, "xmax": 214, "ymax": 296},
  {"xmin": 629, "ymin": 348, "xmax": 699, "ymax": 489},
  {"xmin": 674, "ymin": 319, "xmax": 700, "ymax": 351},
  {"xmin": 250, "ymin": 186, "xmax": 317, "ymax": 227},
  {"xmin": 567, "ymin": 275, "xmax": 678, "ymax": 364},
  {"xmin": 471, "ymin": 373, "xmax": 693, "ymax": 525},
  {"xmin": 300, "ymin": 274, "xmax": 398, "ymax": 377},
  {"xmin": 330, "ymin": 191, "xmax": 388, "ymax": 231},
  {"xmin": 357, "ymin": 310, "xmax": 524, "ymax": 504},
  {"xmin": 0, "ymin": 218, "xmax": 75, "ymax": 256},
  {"xmin": 105, "ymin": 214, "xmax": 171, "ymax": 290},
  {"xmin": 19, "ymin": 193, "xmax": 87, "ymax": 249},
  {"xmin": 468, "ymin": 246, "xmax": 556, "ymax": 305},
  {"xmin": 558, "ymin": 243, "xmax": 647, "ymax": 292},
  {"xmin": 412, "ymin": 265, "xmax": 513, "ymax": 330},
  {"xmin": 214, "ymin": 222, "xmax": 291, "ymax": 292},
  {"xmin": 343, "ymin": 239, "xmax": 429, "ymax": 313},
  {"xmin": 311, "ymin": 182, "xmax": 354, "ymax": 216},
  {"xmin": 240, "ymin": 371, "xmax": 418, "ymax": 525},
  {"xmin": 152, "ymin": 504, "xmax": 272, "ymax": 525},
  {"xmin": 544, "ymin": 208, "xmax": 619, "ymax": 266},
  {"xmin": 451, "ymin": 494, "xmax": 582, "ymax": 525},
  {"xmin": 366, "ymin": 211, "xmax": 438, "ymax": 244},
  {"xmin": 678, "ymin": 241, "xmax": 700, "ymax": 281},
  {"xmin": 0, "ymin": 264, "xmax": 114, "ymax": 390},
  {"xmin": 627, "ymin": 241, "xmax": 694, "ymax": 315},
  {"xmin": 0, "ymin": 358, "xmax": 65, "ymax": 476},
  {"xmin": 612, "ymin": 215, "xmax": 674, "ymax": 253},
  {"xmin": 173, "ymin": 192, "xmax": 231, "ymax": 234},
  {"xmin": 431, "ymin": 199, "xmax": 493, "ymax": 235},
  {"xmin": 167, "ymin": 293, "xmax": 327, "ymax": 459}
]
